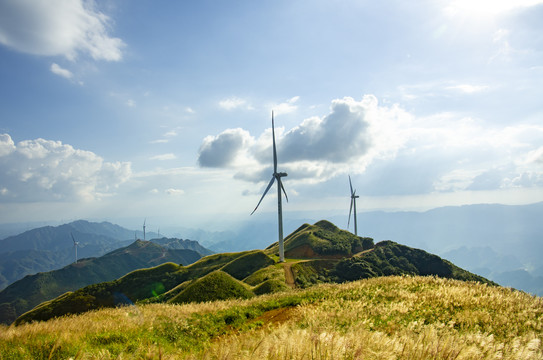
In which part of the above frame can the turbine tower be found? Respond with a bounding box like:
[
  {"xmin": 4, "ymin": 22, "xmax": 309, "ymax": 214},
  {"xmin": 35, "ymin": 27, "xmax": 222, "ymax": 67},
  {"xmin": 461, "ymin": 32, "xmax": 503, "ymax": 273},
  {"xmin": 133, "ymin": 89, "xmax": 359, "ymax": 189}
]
[
  {"xmin": 251, "ymin": 111, "xmax": 289, "ymax": 262},
  {"xmin": 71, "ymin": 232, "xmax": 79, "ymax": 263},
  {"xmin": 143, "ymin": 219, "xmax": 146, "ymax": 241},
  {"xmin": 348, "ymin": 175, "xmax": 359, "ymax": 236}
]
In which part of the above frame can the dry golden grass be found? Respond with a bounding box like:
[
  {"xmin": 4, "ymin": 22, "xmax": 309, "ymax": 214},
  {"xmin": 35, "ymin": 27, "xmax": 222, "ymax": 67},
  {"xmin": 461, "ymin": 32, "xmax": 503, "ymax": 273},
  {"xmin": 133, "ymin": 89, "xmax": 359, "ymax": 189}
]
[{"xmin": 1, "ymin": 276, "xmax": 541, "ymax": 359}]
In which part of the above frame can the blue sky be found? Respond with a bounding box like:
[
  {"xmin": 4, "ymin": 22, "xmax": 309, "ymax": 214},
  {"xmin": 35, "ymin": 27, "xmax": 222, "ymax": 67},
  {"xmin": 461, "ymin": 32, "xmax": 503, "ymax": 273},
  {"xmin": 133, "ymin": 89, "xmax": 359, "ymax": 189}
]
[{"xmin": 0, "ymin": 0, "xmax": 542, "ymax": 230}]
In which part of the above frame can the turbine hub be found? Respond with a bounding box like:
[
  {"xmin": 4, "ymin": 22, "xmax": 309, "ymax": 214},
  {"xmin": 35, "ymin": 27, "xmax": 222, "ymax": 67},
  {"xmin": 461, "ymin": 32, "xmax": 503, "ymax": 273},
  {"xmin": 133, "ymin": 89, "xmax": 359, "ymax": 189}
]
[{"xmin": 275, "ymin": 172, "xmax": 288, "ymax": 177}]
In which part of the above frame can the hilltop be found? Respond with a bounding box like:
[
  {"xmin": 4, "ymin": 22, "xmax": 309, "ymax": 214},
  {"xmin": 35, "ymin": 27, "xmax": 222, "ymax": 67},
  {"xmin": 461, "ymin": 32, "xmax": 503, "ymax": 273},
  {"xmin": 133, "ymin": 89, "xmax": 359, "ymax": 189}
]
[
  {"xmin": 15, "ymin": 220, "xmax": 492, "ymax": 325},
  {"xmin": 2, "ymin": 276, "xmax": 541, "ymax": 359},
  {"xmin": 0, "ymin": 240, "xmax": 203, "ymax": 324}
]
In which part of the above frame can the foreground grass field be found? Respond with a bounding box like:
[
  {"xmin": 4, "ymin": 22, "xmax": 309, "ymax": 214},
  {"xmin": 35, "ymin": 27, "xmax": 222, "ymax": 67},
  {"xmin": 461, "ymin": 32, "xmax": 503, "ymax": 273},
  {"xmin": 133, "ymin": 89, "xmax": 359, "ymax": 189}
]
[{"xmin": 1, "ymin": 276, "xmax": 541, "ymax": 359}]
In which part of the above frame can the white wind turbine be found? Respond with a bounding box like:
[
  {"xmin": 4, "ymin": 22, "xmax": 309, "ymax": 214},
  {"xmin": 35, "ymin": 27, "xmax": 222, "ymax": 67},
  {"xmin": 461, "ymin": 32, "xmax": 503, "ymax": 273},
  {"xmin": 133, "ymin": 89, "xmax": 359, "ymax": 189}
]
[
  {"xmin": 251, "ymin": 111, "xmax": 289, "ymax": 262},
  {"xmin": 348, "ymin": 175, "xmax": 359, "ymax": 236},
  {"xmin": 71, "ymin": 232, "xmax": 79, "ymax": 263}
]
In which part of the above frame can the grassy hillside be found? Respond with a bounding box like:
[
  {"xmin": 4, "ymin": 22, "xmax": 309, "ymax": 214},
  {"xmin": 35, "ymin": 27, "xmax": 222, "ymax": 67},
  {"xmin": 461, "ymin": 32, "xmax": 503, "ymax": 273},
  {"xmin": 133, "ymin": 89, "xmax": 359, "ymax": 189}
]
[
  {"xmin": 15, "ymin": 250, "xmax": 279, "ymax": 325},
  {"xmin": 267, "ymin": 220, "xmax": 373, "ymax": 258},
  {"xmin": 1, "ymin": 276, "xmax": 541, "ymax": 359},
  {"xmin": 0, "ymin": 240, "xmax": 202, "ymax": 324},
  {"xmin": 13, "ymin": 221, "xmax": 495, "ymax": 325}
]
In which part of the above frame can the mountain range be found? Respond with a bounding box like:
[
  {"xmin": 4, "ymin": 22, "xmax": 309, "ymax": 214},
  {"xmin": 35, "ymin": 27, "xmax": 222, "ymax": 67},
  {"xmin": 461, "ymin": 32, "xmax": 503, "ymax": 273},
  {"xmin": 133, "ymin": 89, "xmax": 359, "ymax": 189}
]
[
  {"xmin": 14, "ymin": 220, "xmax": 491, "ymax": 325},
  {"xmin": 0, "ymin": 220, "xmax": 211, "ymax": 290}
]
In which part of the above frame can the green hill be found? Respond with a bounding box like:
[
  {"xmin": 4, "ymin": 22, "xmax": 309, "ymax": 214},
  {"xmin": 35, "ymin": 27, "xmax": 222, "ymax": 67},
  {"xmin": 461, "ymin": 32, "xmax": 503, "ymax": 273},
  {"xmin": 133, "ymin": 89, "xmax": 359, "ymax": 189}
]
[
  {"xmin": 0, "ymin": 240, "xmax": 202, "ymax": 324},
  {"xmin": 170, "ymin": 270, "xmax": 254, "ymax": 304},
  {"xmin": 14, "ymin": 221, "xmax": 494, "ymax": 325},
  {"xmin": 266, "ymin": 220, "xmax": 373, "ymax": 258}
]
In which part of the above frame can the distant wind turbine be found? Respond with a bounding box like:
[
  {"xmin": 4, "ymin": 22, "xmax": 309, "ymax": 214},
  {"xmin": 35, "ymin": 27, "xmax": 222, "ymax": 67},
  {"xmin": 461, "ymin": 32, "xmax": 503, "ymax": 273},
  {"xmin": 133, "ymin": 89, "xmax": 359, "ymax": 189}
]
[
  {"xmin": 348, "ymin": 175, "xmax": 359, "ymax": 236},
  {"xmin": 143, "ymin": 219, "xmax": 146, "ymax": 241},
  {"xmin": 71, "ymin": 232, "xmax": 79, "ymax": 263},
  {"xmin": 251, "ymin": 111, "xmax": 289, "ymax": 262}
]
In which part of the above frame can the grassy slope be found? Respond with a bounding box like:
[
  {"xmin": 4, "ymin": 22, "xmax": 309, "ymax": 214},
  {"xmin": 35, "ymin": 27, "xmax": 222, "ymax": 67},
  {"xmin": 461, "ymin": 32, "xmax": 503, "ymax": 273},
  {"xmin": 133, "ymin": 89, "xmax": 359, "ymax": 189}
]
[
  {"xmin": 0, "ymin": 240, "xmax": 202, "ymax": 324},
  {"xmin": 15, "ymin": 250, "xmax": 278, "ymax": 325},
  {"xmin": 14, "ymin": 221, "xmax": 495, "ymax": 325},
  {"xmin": 1, "ymin": 276, "xmax": 541, "ymax": 359},
  {"xmin": 266, "ymin": 220, "xmax": 373, "ymax": 257}
]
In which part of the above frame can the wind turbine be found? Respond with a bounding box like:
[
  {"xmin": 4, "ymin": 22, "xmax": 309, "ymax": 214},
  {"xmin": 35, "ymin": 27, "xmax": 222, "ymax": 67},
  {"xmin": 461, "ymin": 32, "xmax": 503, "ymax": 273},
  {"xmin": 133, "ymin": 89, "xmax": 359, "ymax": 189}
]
[
  {"xmin": 251, "ymin": 111, "xmax": 289, "ymax": 262},
  {"xmin": 348, "ymin": 175, "xmax": 359, "ymax": 236},
  {"xmin": 143, "ymin": 219, "xmax": 146, "ymax": 241},
  {"xmin": 71, "ymin": 232, "xmax": 79, "ymax": 263}
]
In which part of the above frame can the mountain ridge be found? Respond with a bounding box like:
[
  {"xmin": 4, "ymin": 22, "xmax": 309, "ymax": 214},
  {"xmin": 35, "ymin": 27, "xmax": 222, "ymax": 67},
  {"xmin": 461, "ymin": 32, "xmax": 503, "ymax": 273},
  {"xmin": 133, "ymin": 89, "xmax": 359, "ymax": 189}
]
[
  {"xmin": 0, "ymin": 220, "xmax": 211, "ymax": 290},
  {"xmin": 14, "ymin": 220, "xmax": 493, "ymax": 325}
]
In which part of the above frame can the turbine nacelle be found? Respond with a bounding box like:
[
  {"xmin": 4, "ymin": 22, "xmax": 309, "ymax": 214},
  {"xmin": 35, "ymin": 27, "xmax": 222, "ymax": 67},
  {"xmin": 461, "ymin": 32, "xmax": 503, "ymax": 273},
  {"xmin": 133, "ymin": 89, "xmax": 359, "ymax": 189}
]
[{"xmin": 275, "ymin": 172, "xmax": 288, "ymax": 178}]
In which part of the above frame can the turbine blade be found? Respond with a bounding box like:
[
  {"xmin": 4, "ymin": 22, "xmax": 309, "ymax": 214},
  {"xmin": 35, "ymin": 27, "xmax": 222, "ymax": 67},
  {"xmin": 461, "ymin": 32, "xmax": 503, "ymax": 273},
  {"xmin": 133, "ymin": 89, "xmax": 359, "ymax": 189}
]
[
  {"xmin": 348, "ymin": 198, "xmax": 354, "ymax": 228},
  {"xmin": 278, "ymin": 177, "xmax": 288, "ymax": 202},
  {"xmin": 272, "ymin": 111, "xmax": 278, "ymax": 173},
  {"xmin": 251, "ymin": 177, "xmax": 276, "ymax": 215},
  {"xmin": 71, "ymin": 232, "xmax": 75, "ymax": 243},
  {"xmin": 349, "ymin": 175, "xmax": 354, "ymax": 196}
]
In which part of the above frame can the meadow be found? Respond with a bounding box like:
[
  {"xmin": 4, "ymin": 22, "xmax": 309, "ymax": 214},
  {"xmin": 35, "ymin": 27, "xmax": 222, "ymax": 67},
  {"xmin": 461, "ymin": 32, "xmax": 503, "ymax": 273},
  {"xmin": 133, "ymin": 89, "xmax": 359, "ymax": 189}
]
[{"xmin": 0, "ymin": 275, "xmax": 541, "ymax": 359}]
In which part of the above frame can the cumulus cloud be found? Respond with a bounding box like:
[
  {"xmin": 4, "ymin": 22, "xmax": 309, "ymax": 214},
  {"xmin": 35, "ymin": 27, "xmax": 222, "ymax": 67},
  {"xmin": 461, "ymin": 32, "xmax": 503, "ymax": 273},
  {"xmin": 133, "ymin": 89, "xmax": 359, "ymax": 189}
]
[
  {"xmin": 0, "ymin": 134, "xmax": 16, "ymax": 156},
  {"xmin": 278, "ymin": 96, "xmax": 374, "ymax": 163},
  {"xmin": 50, "ymin": 63, "xmax": 73, "ymax": 79},
  {"xmin": 0, "ymin": 134, "xmax": 131, "ymax": 202},
  {"xmin": 201, "ymin": 95, "xmax": 411, "ymax": 183},
  {"xmin": 198, "ymin": 128, "xmax": 254, "ymax": 167},
  {"xmin": 199, "ymin": 94, "xmax": 543, "ymax": 196},
  {"xmin": 0, "ymin": 0, "xmax": 124, "ymax": 61}
]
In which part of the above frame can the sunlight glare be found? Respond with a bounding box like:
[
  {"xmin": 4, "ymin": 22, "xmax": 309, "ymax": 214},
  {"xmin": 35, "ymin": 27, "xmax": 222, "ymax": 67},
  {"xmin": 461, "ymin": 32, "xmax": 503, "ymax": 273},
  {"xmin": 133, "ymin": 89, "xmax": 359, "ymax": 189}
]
[{"xmin": 445, "ymin": 0, "xmax": 543, "ymax": 18}]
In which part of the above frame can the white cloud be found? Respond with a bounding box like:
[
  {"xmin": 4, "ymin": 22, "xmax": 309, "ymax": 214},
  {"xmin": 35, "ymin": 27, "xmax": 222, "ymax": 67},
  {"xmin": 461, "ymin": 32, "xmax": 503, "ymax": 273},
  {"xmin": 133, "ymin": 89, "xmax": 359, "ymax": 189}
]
[
  {"xmin": 446, "ymin": 84, "xmax": 489, "ymax": 93},
  {"xmin": 50, "ymin": 63, "xmax": 73, "ymax": 79},
  {"xmin": 199, "ymin": 94, "xmax": 543, "ymax": 196},
  {"xmin": 219, "ymin": 97, "xmax": 247, "ymax": 110},
  {"xmin": 0, "ymin": 0, "xmax": 124, "ymax": 61},
  {"xmin": 198, "ymin": 128, "xmax": 254, "ymax": 167},
  {"xmin": 0, "ymin": 134, "xmax": 16, "ymax": 156},
  {"xmin": 165, "ymin": 188, "xmax": 184, "ymax": 196},
  {"xmin": 201, "ymin": 95, "xmax": 412, "ymax": 183},
  {"xmin": 126, "ymin": 99, "xmax": 136, "ymax": 107},
  {"xmin": 0, "ymin": 134, "xmax": 131, "ymax": 202},
  {"xmin": 273, "ymin": 96, "xmax": 300, "ymax": 115},
  {"xmin": 150, "ymin": 153, "xmax": 176, "ymax": 161}
]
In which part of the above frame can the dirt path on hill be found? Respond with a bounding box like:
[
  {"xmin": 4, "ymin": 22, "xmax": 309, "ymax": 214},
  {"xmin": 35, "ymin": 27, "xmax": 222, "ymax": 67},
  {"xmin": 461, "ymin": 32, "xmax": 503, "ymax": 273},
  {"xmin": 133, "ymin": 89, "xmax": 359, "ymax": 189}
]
[
  {"xmin": 282, "ymin": 263, "xmax": 296, "ymax": 288},
  {"xmin": 353, "ymin": 248, "xmax": 374, "ymax": 257}
]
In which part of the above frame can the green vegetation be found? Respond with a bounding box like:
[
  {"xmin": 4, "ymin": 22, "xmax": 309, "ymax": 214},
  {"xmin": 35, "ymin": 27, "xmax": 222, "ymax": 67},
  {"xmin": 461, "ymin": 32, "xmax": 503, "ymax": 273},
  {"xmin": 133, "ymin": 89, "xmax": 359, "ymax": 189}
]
[
  {"xmin": 334, "ymin": 240, "xmax": 492, "ymax": 284},
  {"xmin": 12, "ymin": 221, "xmax": 496, "ymax": 326},
  {"xmin": 268, "ymin": 220, "xmax": 373, "ymax": 258},
  {"xmin": 220, "ymin": 250, "xmax": 275, "ymax": 280},
  {"xmin": 15, "ymin": 250, "xmax": 281, "ymax": 325},
  {"xmin": 170, "ymin": 271, "xmax": 254, "ymax": 304},
  {"xmin": 1, "ymin": 276, "xmax": 541, "ymax": 359},
  {"xmin": 0, "ymin": 240, "xmax": 202, "ymax": 324}
]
